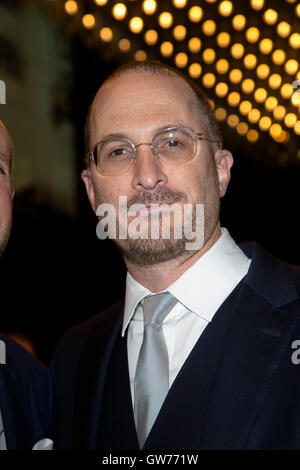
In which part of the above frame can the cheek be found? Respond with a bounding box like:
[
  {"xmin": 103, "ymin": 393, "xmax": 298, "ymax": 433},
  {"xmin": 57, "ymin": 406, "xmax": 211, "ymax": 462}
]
[{"xmin": 0, "ymin": 186, "xmax": 13, "ymax": 221}]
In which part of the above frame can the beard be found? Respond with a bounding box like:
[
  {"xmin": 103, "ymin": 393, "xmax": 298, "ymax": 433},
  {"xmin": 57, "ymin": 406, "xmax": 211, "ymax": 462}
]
[
  {"xmin": 111, "ymin": 174, "xmax": 220, "ymax": 266},
  {"xmin": 0, "ymin": 217, "xmax": 12, "ymax": 257}
]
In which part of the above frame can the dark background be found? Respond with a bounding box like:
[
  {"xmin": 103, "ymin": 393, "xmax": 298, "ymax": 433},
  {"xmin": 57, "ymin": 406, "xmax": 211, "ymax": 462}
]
[{"xmin": 0, "ymin": 8, "xmax": 300, "ymax": 364}]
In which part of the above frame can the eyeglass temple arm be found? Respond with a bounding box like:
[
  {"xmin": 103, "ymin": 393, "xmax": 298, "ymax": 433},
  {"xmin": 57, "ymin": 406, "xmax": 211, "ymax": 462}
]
[{"xmin": 195, "ymin": 133, "xmax": 220, "ymax": 143}]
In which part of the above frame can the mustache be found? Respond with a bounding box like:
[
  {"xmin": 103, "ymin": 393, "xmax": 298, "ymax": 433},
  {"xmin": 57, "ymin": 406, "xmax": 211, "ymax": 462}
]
[{"xmin": 127, "ymin": 187, "xmax": 187, "ymax": 207}]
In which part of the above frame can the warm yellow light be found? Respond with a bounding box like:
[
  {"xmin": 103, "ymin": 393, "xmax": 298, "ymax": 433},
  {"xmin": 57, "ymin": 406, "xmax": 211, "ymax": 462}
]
[
  {"xmin": 218, "ymin": 1, "xmax": 233, "ymax": 17},
  {"xmin": 242, "ymin": 79, "xmax": 255, "ymax": 94},
  {"xmin": 254, "ymin": 88, "xmax": 267, "ymax": 103},
  {"xmin": 231, "ymin": 43, "xmax": 244, "ymax": 59},
  {"xmin": 248, "ymin": 109, "xmax": 261, "ymax": 124},
  {"xmin": 236, "ymin": 122, "xmax": 249, "ymax": 135},
  {"xmin": 256, "ymin": 64, "xmax": 270, "ymax": 80},
  {"xmin": 129, "ymin": 17, "xmax": 144, "ymax": 33},
  {"xmin": 276, "ymin": 22, "xmax": 291, "ymax": 38},
  {"xmin": 217, "ymin": 32, "xmax": 231, "ymax": 48},
  {"xmin": 229, "ymin": 69, "xmax": 243, "ymax": 84},
  {"xmin": 208, "ymin": 99, "xmax": 215, "ymax": 111},
  {"xmin": 244, "ymin": 54, "xmax": 257, "ymax": 70},
  {"xmin": 250, "ymin": 0, "xmax": 264, "ymax": 11},
  {"xmin": 284, "ymin": 113, "xmax": 297, "ymax": 128},
  {"xmin": 272, "ymin": 50, "xmax": 286, "ymax": 66},
  {"xmin": 173, "ymin": 25, "xmax": 187, "ymax": 41},
  {"xmin": 297, "ymin": 4, "xmax": 300, "ymax": 17},
  {"xmin": 265, "ymin": 97, "xmax": 278, "ymax": 111},
  {"xmin": 239, "ymin": 100, "xmax": 252, "ymax": 115},
  {"xmin": 280, "ymin": 83, "xmax": 293, "ymax": 99},
  {"xmin": 82, "ymin": 14, "xmax": 96, "ymax": 29},
  {"xmin": 259, "ymin": 38, "xmax": 273, "ymax": 54},
  {"xmin": 118, "ymin": 38, "xmax": 131, "ymax": 52},
  {"xmin": 142, "ymin": 0, "xmax": 157, "ymax": 15},
  {"xmin": 65, "ymin": 1, "xmax": 78, "ymax": 15},
  {"xmin": 202, "ymin": 73, "xmax": 216, "ymax": 88},
  {"xmin": 246, "ymin": 27, "xmax": 260, "ymax": 43},
  {"xmin": 188, "ymin": 6, "xmax": 203, "ymax": 22},
  {"xmin": 232, "ymin": 14, "xmax": 246, "ymax": 31},
  {"xmin": 203, "ymin": 48, "xmax": 216, "ymax": 64},
  {"xmin": 215, "ymin": 82, "xmax": 229, "ymax": 97},
  {"xmin": 144, "ymin": 29, "xmax": 158, "ymax": 45},
  {"xmin": 188, "ymin": 63, "xmax": 202, "ymax": 78},
  {"xmin": 285, "ymin": 60, "xmax": 299, "ymax": 75},
  {"xmin": 206, "ymin": 0, "xmax": 217, "ymax": 2},
  {"xmin": 289, "ymin": 33, "xmax": 300, "ymax": 50},
  {"xmin": 99, "ymin": 27, "xmax": 113, "ymax": 42},
  {"xmin": 135, "ymin": 50, "xmax": 147, "ymax": 61},
  {"xmin": 259, "ymin": 116, "xmax": 272, "ymax": 131},
  {"xmin": 188, "ymin": 37, "xmax": 202, "ymax": 53},
  {"xmin": 263, "ymin": 9, "xmax": 278, "ymax": 25},
  {"xmin": 215, "ymin": 108, "xmax": 227, "ymax": 122},
  {"xmin": 172, "ymin": 0, "xmax": 187, "ymax": 8},
  {"xmin": 227, "ymin": 114, "xmax": 239, "ymax": 127},
  {"xmin": 273, "ymin": 106, "xmax": 286, "ymax": 120},
  {"xmin": 175, "ymin": 52, "xmax": 188, "ymax": 68},
  {"xmin": 291, "ymin": 90, "xmax": 300, "ymax": 106},
  {"xmin": 269, "ymin": 74, "xmax": 282, "ymax": 90},
  {"xmin": 215, "ymin": 59, "xmax": 229, "ymax": 74},
  {"xmin": 247, "ymin": 129, "xmax": 259, "ymax": 143},
  {"xmin": 269, "ymin": 123, "xmax": 282, "ymax": 138},
  {"xmin": 112, "ymin": 3, "xmax": 127, "ymax": 20},
  {"xmin": 158, "ymin": 12, "xmax": 173, "ymax": 29},
  {"xmin": 227, "ymin": 92, "xmax": 240, "ymax": 107},
  {"xmin": 95, "ymin": 0, "xmax": 107, "ymax": 5},
  {"xmin": 160, "ymin": 41, "xmax": 174, "ymax": 57},
  {"xmin": 294, "ymin": 121, "xmax": 300, "ymax": 135},
  {"xmin": 202, "ymin": 20, "xmax": 216, "ymax": 36}
]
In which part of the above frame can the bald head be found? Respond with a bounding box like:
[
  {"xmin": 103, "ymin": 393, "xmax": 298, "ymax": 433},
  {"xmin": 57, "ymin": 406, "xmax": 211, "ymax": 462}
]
[
  {"xmin": 0, "ymin": 119, "xmax": 14, "ymax": 256},
  {"xmin": 84, "ymin": 60, "xmax": 222, "ymax": 164}
]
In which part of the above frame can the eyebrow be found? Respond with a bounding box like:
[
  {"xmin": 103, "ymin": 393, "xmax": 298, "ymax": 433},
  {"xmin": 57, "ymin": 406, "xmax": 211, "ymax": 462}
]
[{"xmin": 98, "ymin": 124, "xmax": 182, "ymax": 142}]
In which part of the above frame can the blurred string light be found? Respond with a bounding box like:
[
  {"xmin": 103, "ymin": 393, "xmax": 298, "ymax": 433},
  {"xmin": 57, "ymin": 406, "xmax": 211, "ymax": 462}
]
[{"xmin": 59, "ymin": 0, "xmax": 300, "ymax": 152}]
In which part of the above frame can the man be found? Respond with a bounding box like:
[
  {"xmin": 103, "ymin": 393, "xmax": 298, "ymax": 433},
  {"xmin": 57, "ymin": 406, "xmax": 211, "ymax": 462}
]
[
  {"xmin": 0, "ymin": 120, "xmax": 53, "ymax": 449},
  {"xmin": 52, "ymin": 61, "xmax": 300, "ymax": 450}
]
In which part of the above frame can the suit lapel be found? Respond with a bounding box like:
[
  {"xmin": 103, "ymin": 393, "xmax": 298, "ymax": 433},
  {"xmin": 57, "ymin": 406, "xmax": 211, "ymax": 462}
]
[
  {"xmin": 72, "ymin": 302, "xmax": 124, "ymax": 449},
  {"xmin": 0, "ymin": 364, "xmax": 31, "ymax": 449},
  {"xmin": 200, "ymin": 243, "xmax": 300, "ymax": 449}
]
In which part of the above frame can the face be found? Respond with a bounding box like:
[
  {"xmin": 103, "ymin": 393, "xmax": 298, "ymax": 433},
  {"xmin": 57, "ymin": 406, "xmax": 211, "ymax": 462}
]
[
  {"xmin": 82, "ymin": 72, "xmax": 233, "ymax": 266},
  {"xmin": 0, "ymin": 122, "xmax": 13, "ymax": 257}
]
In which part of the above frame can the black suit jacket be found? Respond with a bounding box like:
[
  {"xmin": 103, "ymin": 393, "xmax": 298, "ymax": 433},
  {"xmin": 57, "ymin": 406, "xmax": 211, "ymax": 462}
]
[
  {"xmin": 51, "ymin": 242, "xmax": 300, "ymax": 449},
  {"xmin": 0, "ymin": 333, "xmax": 53, "ymax": 449}
]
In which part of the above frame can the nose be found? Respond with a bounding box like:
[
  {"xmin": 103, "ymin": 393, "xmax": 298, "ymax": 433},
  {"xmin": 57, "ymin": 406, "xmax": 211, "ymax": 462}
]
[{"xmin": 131, "ymin": 143, "xmax": 168, "ymax": 191}]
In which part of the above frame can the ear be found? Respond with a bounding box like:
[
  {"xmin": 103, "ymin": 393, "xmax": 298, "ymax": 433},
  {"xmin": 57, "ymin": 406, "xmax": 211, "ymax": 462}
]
[
  {"xmin": 214, "ymin": 149, "xmax": 234, "ymax": 198},
  {"xmin": 81, "ymin": 168, "xmax": 97, "ymax": 213},
  {"xmin": 10, "ymin": 187, "xmax": 15, "ymax": 200}
]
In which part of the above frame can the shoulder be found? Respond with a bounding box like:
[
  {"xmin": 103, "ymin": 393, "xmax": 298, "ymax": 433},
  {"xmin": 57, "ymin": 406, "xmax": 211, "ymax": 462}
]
[
  {"xmin": 51, "ymin": 300, "xmax": 124, "ymax": 370},
  {"xmin": 0, "ymin": 332, "xmax": 50, "ymax": 382}
]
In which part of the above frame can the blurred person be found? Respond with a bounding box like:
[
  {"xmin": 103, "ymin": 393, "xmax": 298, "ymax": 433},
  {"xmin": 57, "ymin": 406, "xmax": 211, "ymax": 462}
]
[
  {"xmin": 0, "ymin": 120, "xmax": 53, "ymax": 449},
  {"xmin": 52, "ymin": 61, "xmax": 300, "ymax": 450}
]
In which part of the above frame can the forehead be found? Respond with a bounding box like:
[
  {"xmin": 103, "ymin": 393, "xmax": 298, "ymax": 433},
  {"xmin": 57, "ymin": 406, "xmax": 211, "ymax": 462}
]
[
  {"xmin": 0, "ymin": 123, "xmax": 11, "ymax": 164},
  {"xmin": 89, "ymin": 72, "xmax": 204, "ymax": 139}
]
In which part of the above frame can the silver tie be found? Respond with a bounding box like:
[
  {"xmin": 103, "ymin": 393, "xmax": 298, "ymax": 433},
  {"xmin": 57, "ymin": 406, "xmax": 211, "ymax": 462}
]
[{"xmin": 134, "ymin": 292, "xmax": 177, "ymax": 448}]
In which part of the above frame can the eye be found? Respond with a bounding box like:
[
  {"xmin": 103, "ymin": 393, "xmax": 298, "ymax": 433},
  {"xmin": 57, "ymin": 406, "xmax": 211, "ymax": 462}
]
[
  {"xmin": 165, "ymin": 138, "xmax": 182, "ymax": 148},
  {"xmin": 109, "ymin": 147, "xmax": 130, "ymax": 159}
]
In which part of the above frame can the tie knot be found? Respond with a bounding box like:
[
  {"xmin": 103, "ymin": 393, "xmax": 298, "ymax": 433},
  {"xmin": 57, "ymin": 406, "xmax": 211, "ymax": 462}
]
[{"xmin": 141, "ymin": 292, "xmax": 177, "ymax": 328}]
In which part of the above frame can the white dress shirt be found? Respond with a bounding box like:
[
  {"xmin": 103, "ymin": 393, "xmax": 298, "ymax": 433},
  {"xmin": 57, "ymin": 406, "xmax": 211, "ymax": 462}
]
[{"xmin": 122, "ymin": 228, "xmax": 252, "ymax": 405}]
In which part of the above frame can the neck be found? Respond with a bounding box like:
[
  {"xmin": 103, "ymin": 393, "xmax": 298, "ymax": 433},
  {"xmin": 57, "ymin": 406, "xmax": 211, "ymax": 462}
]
[{"xmin": 125, "ymin": 222, "xmax": 222, "ymax": 292}]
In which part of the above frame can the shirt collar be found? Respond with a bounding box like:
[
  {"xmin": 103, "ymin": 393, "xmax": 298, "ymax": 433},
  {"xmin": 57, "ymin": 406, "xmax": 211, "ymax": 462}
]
[{"xmin": 121, "ymin": 228, "xmax": 251, "ymax": 336}]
